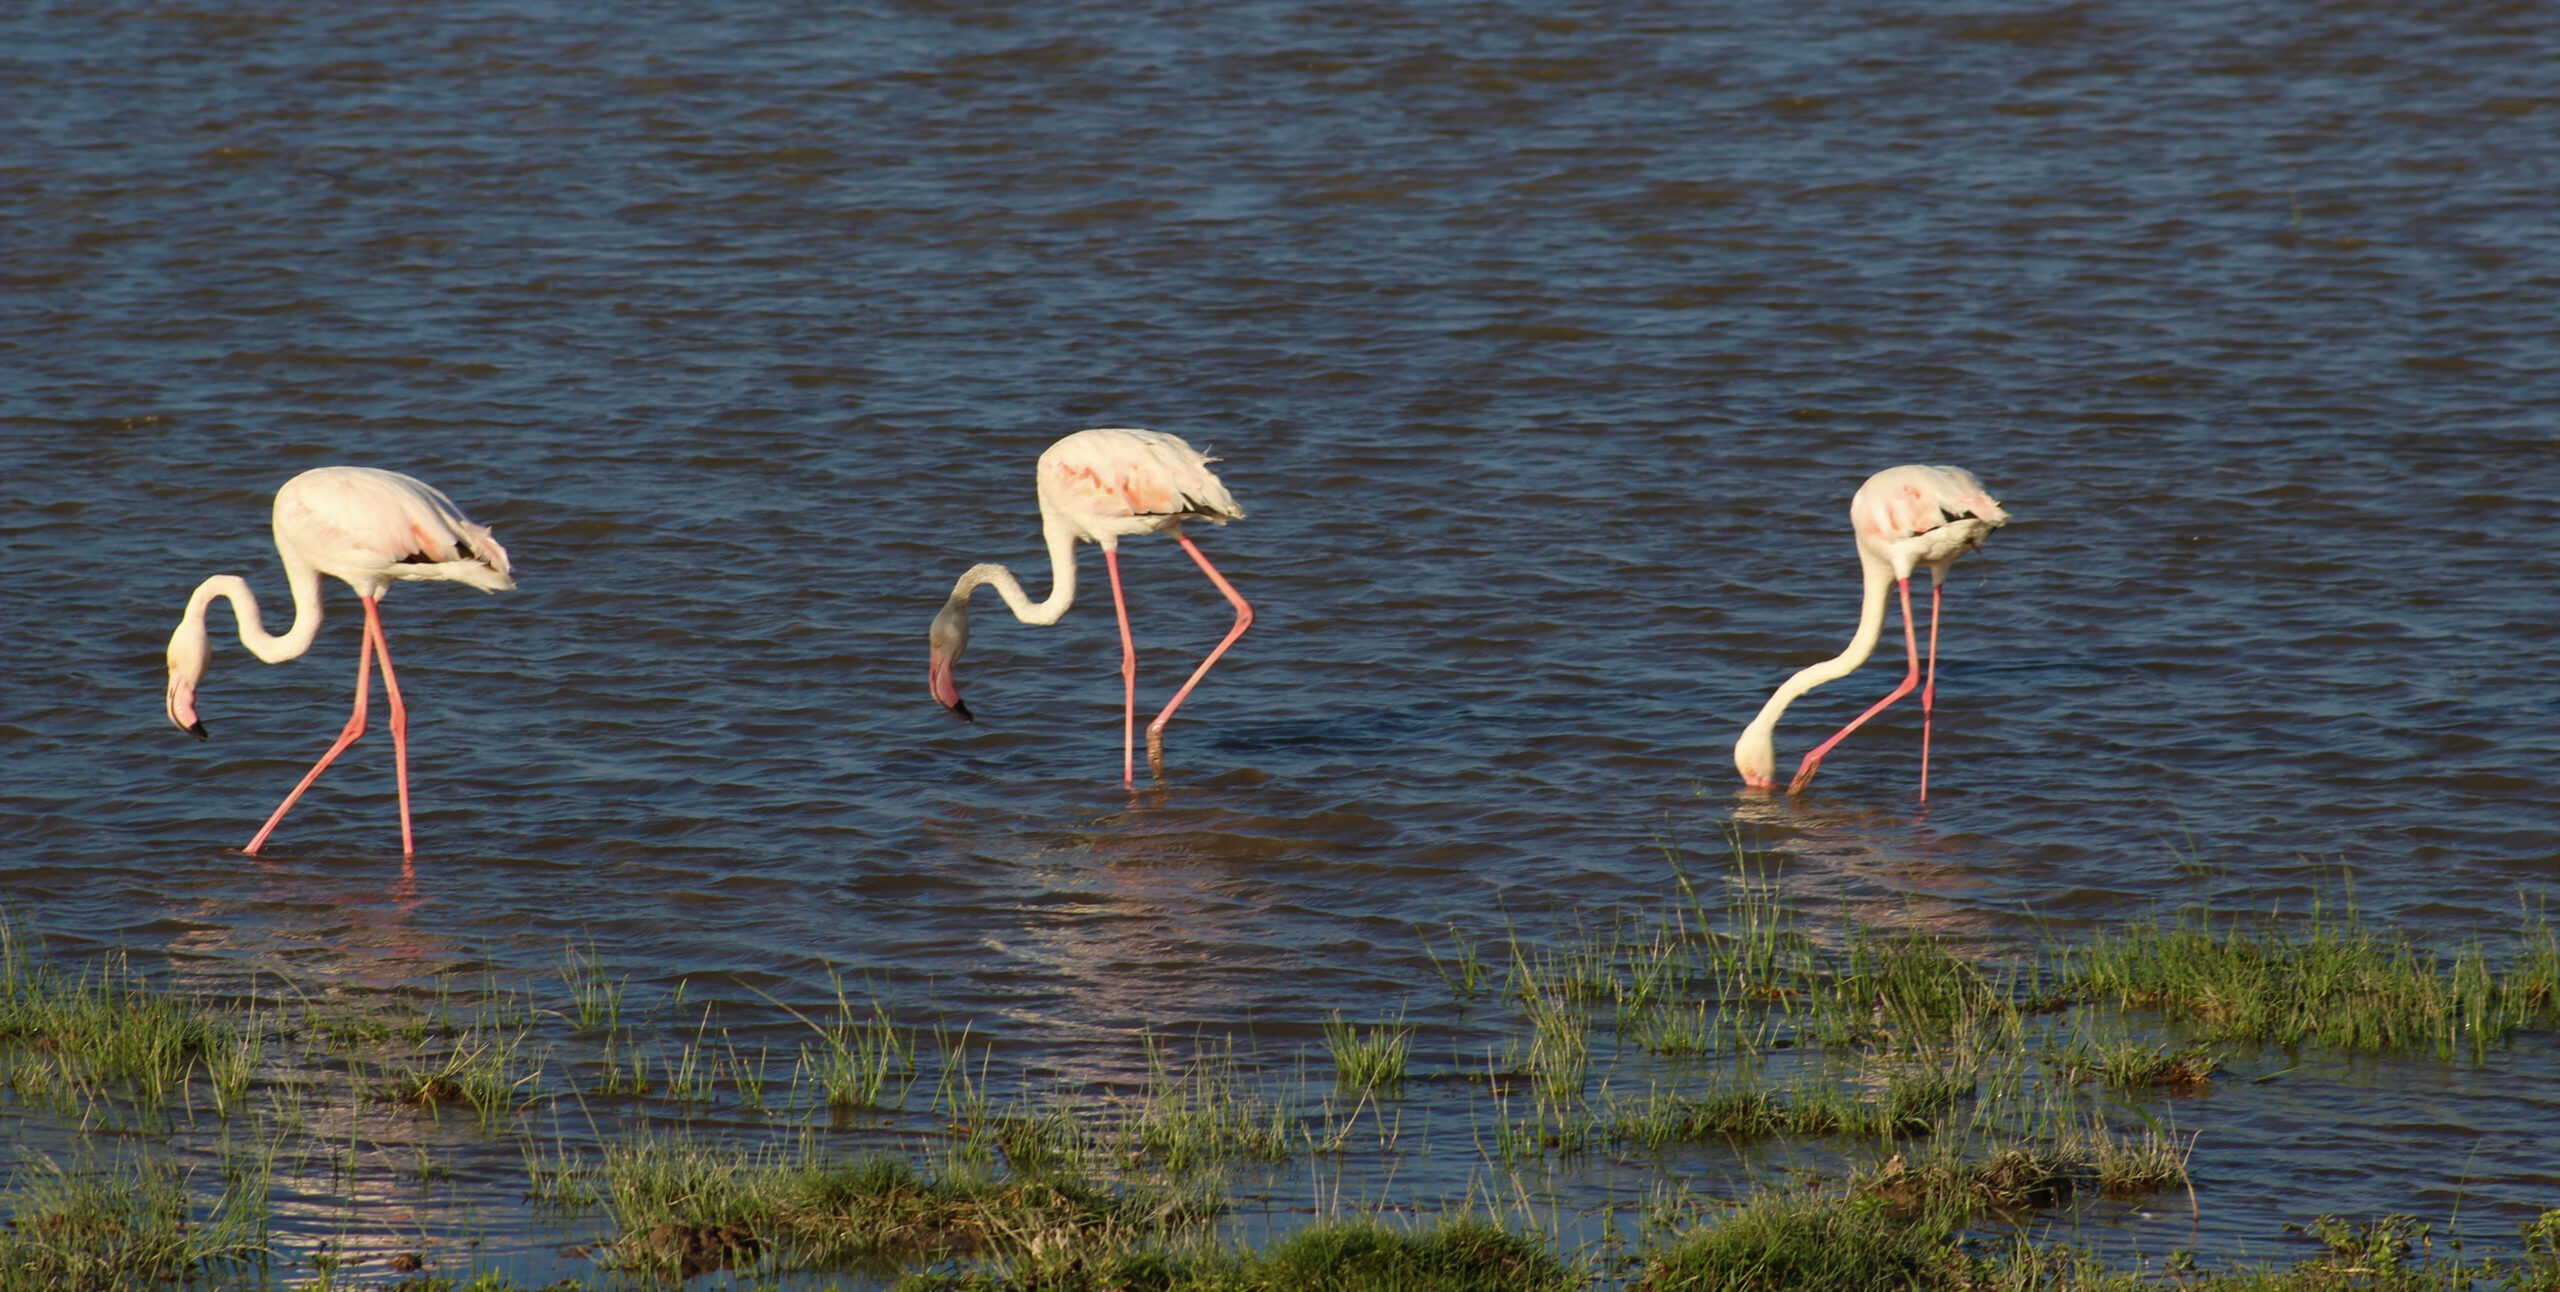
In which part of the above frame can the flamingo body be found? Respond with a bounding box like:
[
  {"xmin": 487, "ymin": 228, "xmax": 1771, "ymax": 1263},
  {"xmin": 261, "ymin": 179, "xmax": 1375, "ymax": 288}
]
[
  {"xmin": 1735, "ymin": 464, "xmax": 2007, "ymax": 799},
  {"xmin": 929, "ymin": 428, "xmax": 1253, "ymax": 785},
  {"xmin": 1036, "ymin": 428, "xmax": 1244, "ymax": 547},
  {"xmin": 166, "ymin": 466, "xmax": 514, "ymax": 856},
  {"xmin": 271, "ymin": 467, "xmax": 515, "ymax": 599}
]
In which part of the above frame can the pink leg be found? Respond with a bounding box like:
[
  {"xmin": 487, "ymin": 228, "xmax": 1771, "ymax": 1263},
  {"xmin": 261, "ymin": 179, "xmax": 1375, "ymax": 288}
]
[
  {"xmin": 1919, "ymin": 580, "xmax": 1943, "ymax": 804},
  {"xmin": 1789, "ymin": 577, "xmax": 1920, "ymax": 794},
  {"xmin": 244, "ymin": 619, "xmax": 374, "ymax": 856},
  {"xmin": 1145, "ymin": 529, "xmax": 1253, "ymax": 777},
  {"xmin": 365, "ymin": 598, "xmax": 415, "ymax": 856},
  {"xmin": 1104, "ymin": 545, "xmax": 1138, "ymax": 787}
]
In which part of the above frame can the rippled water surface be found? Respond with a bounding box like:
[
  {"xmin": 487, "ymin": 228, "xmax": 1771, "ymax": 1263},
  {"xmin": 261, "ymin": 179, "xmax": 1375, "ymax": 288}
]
[{"xmin": 5, "ymin": 0, "xmax": 2558, "ymax": 1279}]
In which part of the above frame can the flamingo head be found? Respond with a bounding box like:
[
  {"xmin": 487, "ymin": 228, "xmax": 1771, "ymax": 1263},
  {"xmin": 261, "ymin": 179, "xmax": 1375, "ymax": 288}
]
[
  {"xmin": 928, "ymin": 599, "xmax": 973, "ymax": 722},
  {"xmin": 165, "ymin": 617, "xmax": 211, "ymax": 739},
  {"xmin": 1733, "ymin": 721, "xmax": 1777, "ymax": 790}
]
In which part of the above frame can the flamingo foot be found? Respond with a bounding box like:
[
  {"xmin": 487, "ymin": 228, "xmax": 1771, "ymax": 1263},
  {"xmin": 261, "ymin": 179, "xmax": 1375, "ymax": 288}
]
[
  {"xmin": 1146, "ymin": 726, "xmax": 1167, "ymax": 781},
  {"xmin": 1788, "ymin": 756, "xmax": 1822, "ymax": 795}
]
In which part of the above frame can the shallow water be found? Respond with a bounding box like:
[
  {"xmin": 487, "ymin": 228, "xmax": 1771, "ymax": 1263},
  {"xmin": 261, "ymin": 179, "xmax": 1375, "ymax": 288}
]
[{"xmin": 4, "ymin": 0, "xmax": 2558, "ymax": 1280}]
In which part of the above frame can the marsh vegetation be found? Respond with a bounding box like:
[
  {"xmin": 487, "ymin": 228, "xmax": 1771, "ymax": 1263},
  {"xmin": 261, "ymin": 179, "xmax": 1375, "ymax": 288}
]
[{"xmin": 2, "ymin": 839, "xmax": 2555, "ymax": 1288}]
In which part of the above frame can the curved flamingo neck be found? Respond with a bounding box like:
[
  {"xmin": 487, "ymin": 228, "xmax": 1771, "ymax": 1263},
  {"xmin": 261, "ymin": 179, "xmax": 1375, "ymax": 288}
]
[
  {"xmin": 187, "ymin": 555, "xmax": 328, "ymax": 664},
  {"xmin": 950, "ymin": 520, "xmax": 1078, "ymax": 626},
  {"xmin": 1738, "ymin": 548, "xmax": 1894, "ymax": 762}
]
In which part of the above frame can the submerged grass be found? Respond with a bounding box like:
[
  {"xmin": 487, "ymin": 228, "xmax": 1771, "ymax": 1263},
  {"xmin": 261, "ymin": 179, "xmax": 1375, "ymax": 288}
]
[
  {"xmin": 1323, "ymin": 1013, "xmax": 1411, "ymax": 1095},
  {"xmin": 1636, "ymin": 1188, "xmax": 1950, "ymax": 1292},
  {"xmin": 1635, "ymin": 1187, "xmax": 2560, "ymax": 1292},
  {"xmin": 894, "ymin": 1214, "xmax": 1578, "ymax": 1292},
  {"xmin": 774, "ymin": 972, "xmax": 918, "ymax": 1111},
  {"xmin": 0, "ymin": 1149, "xmax": 272, "ymax": 1291},
  {"xmin": 4, "ymin": 846, "xmax": 2558, "ymax": 1290},
  {"xmin": 1123, "ymin": 1036, "xmax": 1294, "ymax": 1169},
  {"xmin": 1606, "ymin": 1069, "xmax": 1972, "ymax": 1149},
  {"xmin": 600, "ymin": 1135, "xmax": 1216, "ymax": 1280},
  {"xmin": 376, "ymin": 1028, "xmax": 544, "ymax": 1129},
  {"xmin": 0, "ymin": 912, "xmax": 249, "ymax": 1106},
  {"xmin": 2051, "ymin": 1037, "xmax": 2220, "ymax": 1092},
  {"xmin": 2067, "ymin": 896, "xmax": 2558, "ymax": 1059}
]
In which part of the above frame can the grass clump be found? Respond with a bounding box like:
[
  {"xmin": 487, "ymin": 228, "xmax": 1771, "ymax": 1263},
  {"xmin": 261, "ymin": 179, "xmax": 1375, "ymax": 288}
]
[
  {"xmin": 1608, "ymin": 1070, "xmax": 1972, "ymax": 1149},
  {"xmin": 2052, "ymin": 1038, "xmax": 2220, "ymax": 1092},
  {"xmin": 559, "ymin": 937, "xmax": 625, "ymax": 1033},
  {"xmin": 1636, "ymin": 1189, "xmax": 1947, "ymax": 1291},
  {"xmin": 903, "ymin": 1215, "xmax": 1578, "ymax": 1292},
  {"xmin": 1806, "ymin": 928, "xmax": 2025, "ymax": 1052},
  {"xmin": 782, "ymin": 973, "xmax": 917, "ymax": 1111},
  {"xmin": 1420, "ymin": 925, "xmax": 1490, "ymax": 1001},
  {"xmin": 0, "ymin": 1151, "xmax": 270, "ymax": 1290},
  {"xmin": 378, "ymin": 1030, "xmax": 543, "ymax": 1128},
  {"xmin": 1323, "ymin": 1014, "xmax": 1411, "ymax": 1095},
  {"xmin": 2068, "ymin": 898, "xmax": 2551, "ymax": 1059},
  {"xmin": 1122, "ymin": 1038, "xmax": 1292, "ymax": 1168},
  {"xmin": 1860, "ymin": 1147, "xmax": 2077, "ymax": 1215},
  {"xmin": 602, "ymin": 1136, "xmax": 1215, "ymax": 1280},
  {"xmin": 1193, "ymin": 1218, "xmax": 1578, "ymax": 1292},
  {"xmin": 1855, "ymin": 1115, "xmax": 2193, "ymax": 1220},
  {"xmin": 0, "ymin": 913, "xmax": 248, "ymax": 1105}
]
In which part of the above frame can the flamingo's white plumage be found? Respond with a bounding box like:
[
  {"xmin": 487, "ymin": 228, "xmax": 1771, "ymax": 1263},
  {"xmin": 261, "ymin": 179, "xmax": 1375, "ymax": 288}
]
[
  {"xmin": 1735, "ymin": 464, "xmax": 2008, "ymax": 800},
  {"xmin": 928, "ymin": 427, "xmax": 1253, "ymax": 785},
  {"xmin": 166, "ymin": 466, "xmax": 515, "ymax": 856}
]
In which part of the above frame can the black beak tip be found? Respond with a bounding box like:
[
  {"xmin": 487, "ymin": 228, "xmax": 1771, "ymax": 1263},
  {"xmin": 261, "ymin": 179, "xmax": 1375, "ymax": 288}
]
[
  {"xmin": 186, "ymin": 721, "xmax": 209, "ymax": 740},
  {"xmin": 948, "ymin": 699, "xmax": 975, "ymax": 723}
]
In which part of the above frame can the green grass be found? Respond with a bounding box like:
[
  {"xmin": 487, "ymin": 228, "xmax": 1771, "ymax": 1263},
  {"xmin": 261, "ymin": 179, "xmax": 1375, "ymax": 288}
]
[
  {"xmin": 1803, "ymin": 925, "xmax": 2031, "ymax": 1052},
  {"xmin": 1507, "ymin": 945, "xmax": 1595, "ymax": 1102},
  {"xmin": 778, "ymin": 973, "xmax": 917, "ymax": 1111},
  {"xmin": 899, "ymin": 1215, "xmax": 1579, "ymax": 1292},
  {"xmin": 1421, "ymin": 925, "xmax": 1490, "ymax": 1001},
  {"xmin": 5, "ymin": 853, "xmax": 2559, "ymax": 1291},
  {"xmin": 0, "ymin": 1150, "xmax": 271, "ymax": 1291},
  {"xmin": 558, "ymin": 937, "xmax": 626, "ymax": 1033},
  {"xmin": 600, "ymin": 1136, "xmax": 1216, "ymax": 1280},
  {"xmin": 1122, "ymin": 1036, "xmax": 1293, "ymax": 1169},
  {"xmin": 1606, "ymin": 1069, "xmax": 1971, "ymax": 1149},
  {"xmin": 2066, "ymin": 897, "xmax": 2556, "ymax": 1059},
  {"xmin": 1323, "ymin": 1013, "xmax": 1411, "ymax": 1095},
  {"xmin": 1636, "ymin": 1189, "xmax": 1949, "ymax": 1292},
  {"xmin": 2051, "ymin": 1037, "xmax": 2220, "ymax": 1091},
  {"xmin": 0, "ymin": 912, "xmax": 251, "ymax": 1107},
  {"xmin": 522, "ymin": 1134, "xmax": 599, "ymax": 1212},
  {"xmin": 376, "ymin": 1028, "xmax": 544, "ymax": 1129}
]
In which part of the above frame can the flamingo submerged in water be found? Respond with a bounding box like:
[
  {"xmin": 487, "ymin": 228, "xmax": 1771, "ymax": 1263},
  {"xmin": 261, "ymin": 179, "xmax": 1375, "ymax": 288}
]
[
  {"xmin": 1735, "ymin": 464, "xmax": 2008, "ymax": 801},
  {"xmin": 928, "ymin": 427, "xmax": 1253, "ymax": 786},
  {"xmin": 165, "ymin": 466, "xmax": 515, "ymax": 856}
]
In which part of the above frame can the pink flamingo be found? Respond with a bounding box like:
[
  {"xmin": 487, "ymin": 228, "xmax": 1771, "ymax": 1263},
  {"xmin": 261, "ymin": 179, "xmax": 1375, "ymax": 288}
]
[
  {"xmin": 1735, "ymin": 464, "xmax": 2008, "ymax": 801},
  {"xmin": 928, "ymin": 427, "xmax": 1253, "ymax": 786},
  {"xmin": 164, "ymin": 466, "xmax": 515, "ymax": 856}
]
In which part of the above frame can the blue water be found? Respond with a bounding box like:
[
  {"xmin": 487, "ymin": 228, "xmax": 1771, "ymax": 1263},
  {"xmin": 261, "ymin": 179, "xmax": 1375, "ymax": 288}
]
[{"xmin": 4, "ymin": 0, "xmax": 2557, "ymax": 1280}]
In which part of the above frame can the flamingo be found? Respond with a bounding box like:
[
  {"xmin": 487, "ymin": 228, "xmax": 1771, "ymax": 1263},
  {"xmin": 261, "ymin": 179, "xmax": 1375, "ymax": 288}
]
[
  {"xmin": 164, "ymin": 466, "xmax": 515, "ymax": 856},
  {"xmin": 1734, "ymin": 464, "xmax": 2008, "ymax": 801},
  {"xmin": 928, "ymin": 427, "xmax": 1253, "ymax": 786}
]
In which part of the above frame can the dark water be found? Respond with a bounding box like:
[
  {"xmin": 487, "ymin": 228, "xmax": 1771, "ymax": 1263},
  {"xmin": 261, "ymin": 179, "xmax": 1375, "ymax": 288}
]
[{"xmin": 5, "ymin": 0, "xmax": 2559, "ymax": 1278}]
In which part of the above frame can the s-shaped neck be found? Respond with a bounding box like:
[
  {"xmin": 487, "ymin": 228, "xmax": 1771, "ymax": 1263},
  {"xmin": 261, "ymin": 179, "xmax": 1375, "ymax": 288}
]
[
  {"xmin": 1736, "ymin": 548, "xmax": 1895, "ymax": 771},
  {"xmin": 185, "ymin": 555, "xmax": 329, "ymax": 663},
  {"xmin": 949, "ymin": 519, "xmax": 1079, "ymax": 625}
]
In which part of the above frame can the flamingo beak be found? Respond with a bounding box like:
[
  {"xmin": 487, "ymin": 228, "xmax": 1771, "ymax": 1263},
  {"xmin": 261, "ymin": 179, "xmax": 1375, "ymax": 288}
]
[
  {"xmin": 166, "ymin": 679, "xmax": 208, "ymax": 739},
  {"xmin": 929, "ymin": 653, "xmax": 972, "ymax": 722}
]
